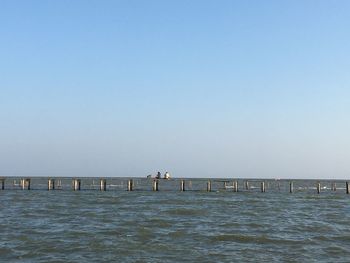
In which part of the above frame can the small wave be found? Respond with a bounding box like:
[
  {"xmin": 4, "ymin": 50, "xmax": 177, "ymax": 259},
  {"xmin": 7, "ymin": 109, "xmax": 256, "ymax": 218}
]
[
  {"xmin": 165, "ymin": 208, "xmax": 208, "ymax": 216},
  {"xmin": 145, "ymin": 218, "xmax": 172, "ymax": 228},
  {"xmin": 209, "ymin": 234, "xmax": 302, "ymax": 245}
]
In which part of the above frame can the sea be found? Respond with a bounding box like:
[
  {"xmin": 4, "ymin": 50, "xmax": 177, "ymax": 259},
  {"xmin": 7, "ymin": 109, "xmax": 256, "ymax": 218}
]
[{"xmin": 0, "ymin": 177, "xmax": 350, "ymax": 262}]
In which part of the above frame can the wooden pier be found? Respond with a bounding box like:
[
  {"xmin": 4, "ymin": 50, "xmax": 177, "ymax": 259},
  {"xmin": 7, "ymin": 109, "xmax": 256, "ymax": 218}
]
[{"xmin": 0, "ymin": 177, "xmax": 349, "ymax": 194}]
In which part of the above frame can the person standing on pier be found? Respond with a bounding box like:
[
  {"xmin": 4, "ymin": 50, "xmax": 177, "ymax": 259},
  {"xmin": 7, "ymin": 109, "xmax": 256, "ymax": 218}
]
[{"xmin": 164, "ymin": 171, "xmax": 171, "ymax": 180}]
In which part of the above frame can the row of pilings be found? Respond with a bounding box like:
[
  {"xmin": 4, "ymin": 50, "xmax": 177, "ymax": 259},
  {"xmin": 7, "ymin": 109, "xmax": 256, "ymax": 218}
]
[{"xmin": 0, "ymin": 178, "xmax": 350, "ymax": 194}]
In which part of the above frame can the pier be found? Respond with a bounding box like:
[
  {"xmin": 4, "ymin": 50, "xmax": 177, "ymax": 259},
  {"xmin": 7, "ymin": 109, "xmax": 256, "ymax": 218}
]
[{"xmin": 0, "ymin": 177, "xmax": 349, "ymax": 194}]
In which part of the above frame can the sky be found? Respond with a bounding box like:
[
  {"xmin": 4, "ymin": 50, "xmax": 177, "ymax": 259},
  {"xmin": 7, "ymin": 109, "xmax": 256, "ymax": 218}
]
[{"xmin": 1, "ymin": 0, "xmax": 350, "ymax": 179}]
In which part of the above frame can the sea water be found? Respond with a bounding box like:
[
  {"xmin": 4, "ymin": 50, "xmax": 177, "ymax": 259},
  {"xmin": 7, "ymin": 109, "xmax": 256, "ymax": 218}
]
[{"xmin": 0, "ymin": 178, "xmax": 350, "ymax": 262}]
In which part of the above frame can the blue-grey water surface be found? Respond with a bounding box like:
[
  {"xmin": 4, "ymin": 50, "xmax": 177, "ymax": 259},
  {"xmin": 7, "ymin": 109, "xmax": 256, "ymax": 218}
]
[{"xmin": 1, "ymin": 178, "xmax": 350, "ymax": 262}]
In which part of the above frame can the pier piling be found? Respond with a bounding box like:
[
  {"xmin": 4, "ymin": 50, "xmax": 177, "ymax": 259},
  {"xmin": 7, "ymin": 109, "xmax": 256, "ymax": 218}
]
[
  {"xmin": 153, "ymin": 180, "xmax": 159, "ymax": 191},
  {"xmin": 21, "ymin": 179, "xmax": 31, "ymax": 190},
  {"xmin": 100, "ymin": 179, "xmax": 107, "ymax": 191},
  {"xmin": 289, "ymin": 182, "xmax": 293, "ymax": 193},
  {"xmin": 261, "ymin": 181, "xmax": 266, "ymax": 193},
  {"xmin": 48, "ymin": 179, "xmax": 55, "ymax": 190},
  {"xmin": 317, "ymin": 182, "xmax": 321, "ymax": 194},
  {"xmin": 332, "ymin": 182, "xmax": 336, "ymax": 191},
  {"xmin": 180, "ymin": 180, "xmax": 185, "ymax": 191},
  {"xmin": 346, "ymin": 182, "xmax": 349, "ymax": 194},
  {"xmin": 245, "ymin": 181, "xmax": 249, "ymax": 190},
  {"xmin": 128, "ymin": 179, "xmax": 133, "ymax": 191},
  {"xmin": 57, "ymin": 180, "xmax": 62, "ymax": 189},
  {"xmin": 207, "ymin": 180, "xmax": 211, "ymax": 192},
  {"xmin": 233, "ymin": 180, "xmax": 238, "ymax": 192},
  {"xmin": 73, "ymin": 179, "xmax": 81, "ymax": 191}
]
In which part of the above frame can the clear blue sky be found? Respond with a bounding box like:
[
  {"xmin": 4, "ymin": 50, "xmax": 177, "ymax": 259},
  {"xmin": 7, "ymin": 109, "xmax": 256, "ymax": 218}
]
[{"xmin": 1, "ymin": 0, "xmax": 350, "ymax": 178}]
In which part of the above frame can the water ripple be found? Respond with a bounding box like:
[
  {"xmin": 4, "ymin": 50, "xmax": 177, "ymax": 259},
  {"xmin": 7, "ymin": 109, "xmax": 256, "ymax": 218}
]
[{"xmin": 1, "ymin": 187, "xmax": 350, "ymax": 262}]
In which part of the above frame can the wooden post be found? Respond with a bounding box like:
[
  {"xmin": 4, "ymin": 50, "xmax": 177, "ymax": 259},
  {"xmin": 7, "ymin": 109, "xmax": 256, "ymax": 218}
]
[
  {"xmin": 245, "ymin": 181, "xmax": 249, "ymax": 190},
  {"xmin": 0, "ymin": 179, "xmax": 4, "ymax": 190},
  {"xmin": 233, "ymin": 180, "xmax": 238, "ymax": 192},
  {"xmin": 346, "ymin": 182, "xmax": 349, "ymax": 194},
  {"xmin": 261, "ymin": 181, "xmax": 266, "ymax": 193},
  {"xmin": 48, "ymin": 179, "xmax": 55, "ymax": 190},
  {"xmin": 332, "ymin": 182, "xmax": 336, "ymax": 191},
  {"xmin": 180, "ymin": 180, "xmax": 185, "ymax": 191},
  {"xmin": 224, "ymin": 181, "xmax": 227, "ymax": 189},
  {"xmin": 73, "ymin": 179, "xmax": 81, "ymax": 191},
  {"xmin": 317, "ymin": 182, "xmax": 321, "ymax": 194},
  {"xmin": 57, "ymin": 179, "xmax": 62, "ymax": 189},
  {"xmin": 100, "ymin": 179, "xmax": 106, "ymax": 191},
  {"xmin": 21, "ymin": 179, "xmax": 30, "ymax": 190},
  {"xmin": 207, "ymin": 180, "xmax": 211, "ymax": 192},
  {"xmin": 153, "ymin": 180, "xmax": 159, "ymax": 191},
  {"xmin": 128, "ymin": 179, "xmax": 133, "ymax": 191},
  {"xmin": 289, "ymin": 181, "xmax": 293, "ymax": 193}
]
